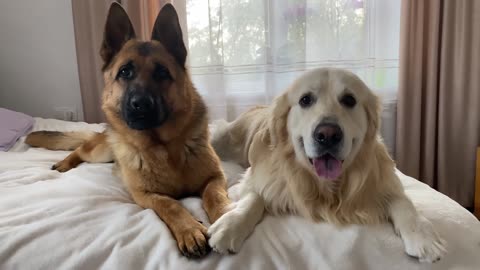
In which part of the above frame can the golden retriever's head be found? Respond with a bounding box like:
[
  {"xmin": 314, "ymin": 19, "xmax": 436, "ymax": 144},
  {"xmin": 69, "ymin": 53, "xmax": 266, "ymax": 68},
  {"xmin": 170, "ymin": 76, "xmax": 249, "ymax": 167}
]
[
  {"xmin": 100, "ymin": 3, "xmax": 192, "ymax": 131},
  {"xmin": 270, "ymin": 68, "xmax": 380, "ymax": 181}
]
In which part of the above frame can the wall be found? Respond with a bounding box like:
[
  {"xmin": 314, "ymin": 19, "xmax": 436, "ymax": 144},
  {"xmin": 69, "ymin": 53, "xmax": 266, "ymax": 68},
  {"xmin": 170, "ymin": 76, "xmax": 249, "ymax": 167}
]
[{"xmin": 0, "ymin": 0, "xmax": 84, "ymax": 121}]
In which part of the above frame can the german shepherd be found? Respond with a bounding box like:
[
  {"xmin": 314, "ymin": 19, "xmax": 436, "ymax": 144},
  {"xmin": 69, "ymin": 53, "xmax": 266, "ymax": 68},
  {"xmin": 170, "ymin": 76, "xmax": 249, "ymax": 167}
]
[{"xmin": 25, "ymin": 3, "xmax": 230, "ymax": 259}]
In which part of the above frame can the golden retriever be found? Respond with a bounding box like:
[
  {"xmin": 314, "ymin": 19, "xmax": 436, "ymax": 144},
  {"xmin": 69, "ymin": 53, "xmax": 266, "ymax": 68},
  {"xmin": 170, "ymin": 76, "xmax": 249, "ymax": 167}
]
[{"xmin": 207, "ymin": 68, "xmax": 446, "ymax": 263}]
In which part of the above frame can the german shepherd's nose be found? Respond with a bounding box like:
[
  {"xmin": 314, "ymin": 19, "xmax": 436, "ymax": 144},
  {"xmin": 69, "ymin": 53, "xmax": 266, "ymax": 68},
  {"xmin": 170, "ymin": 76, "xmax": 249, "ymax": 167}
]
[
  {"xmin": 122, "ymin": 90, "xmax": 168, "ymax": 130},
  {"xmin": 129, "ymin": 94, "xmax": 155, "ymax": 114}
]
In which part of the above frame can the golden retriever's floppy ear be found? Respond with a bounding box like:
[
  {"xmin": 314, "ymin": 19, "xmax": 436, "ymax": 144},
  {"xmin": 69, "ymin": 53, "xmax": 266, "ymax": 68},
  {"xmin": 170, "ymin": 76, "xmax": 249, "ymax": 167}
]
[
  {"xmin": 364, "ymin": 91, "xmax": 382, "ymax": 142},
  {"xmin": 267, "ymin": 92, "xmax": 291, "ymax": 145}
]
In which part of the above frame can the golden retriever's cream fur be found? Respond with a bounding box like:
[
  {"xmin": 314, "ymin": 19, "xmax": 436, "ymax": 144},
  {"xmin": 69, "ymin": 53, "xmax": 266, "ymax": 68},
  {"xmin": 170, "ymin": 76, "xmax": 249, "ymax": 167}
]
[{"xmin": 208, "ymin": 68, "xmax": 446, "ymax": 263}]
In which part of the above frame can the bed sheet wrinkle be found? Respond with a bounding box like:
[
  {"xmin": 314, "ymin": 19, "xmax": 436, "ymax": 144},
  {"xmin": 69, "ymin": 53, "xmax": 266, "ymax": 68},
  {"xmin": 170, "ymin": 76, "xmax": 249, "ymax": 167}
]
[{"xmin": 257, "ymin": 219, "xmax": 304, "ymax": 270}]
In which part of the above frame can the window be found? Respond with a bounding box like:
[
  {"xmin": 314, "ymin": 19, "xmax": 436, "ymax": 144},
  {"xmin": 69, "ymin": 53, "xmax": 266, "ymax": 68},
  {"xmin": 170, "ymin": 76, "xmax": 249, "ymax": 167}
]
[{"xmin": 185, "ymin": 0, "xmax": 400, "ymax": 120}]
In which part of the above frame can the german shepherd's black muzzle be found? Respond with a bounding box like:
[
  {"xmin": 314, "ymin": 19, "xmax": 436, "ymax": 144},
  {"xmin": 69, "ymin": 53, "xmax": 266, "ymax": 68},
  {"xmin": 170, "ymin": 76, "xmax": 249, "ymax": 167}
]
[{"xmin": 122, "ymin": 88, "xmax": 169, "ymax": 130}]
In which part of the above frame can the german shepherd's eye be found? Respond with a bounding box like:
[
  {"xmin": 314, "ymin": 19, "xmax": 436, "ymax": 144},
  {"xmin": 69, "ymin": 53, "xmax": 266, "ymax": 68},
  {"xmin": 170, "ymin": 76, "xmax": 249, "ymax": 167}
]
[
  {"xmin": 118, "ymin": 64, "xmax": 135, "ymax": 80},
  {"xmin": 153, "ymin": 65, "xmax": 171, "ymax": 81},
  {"xmin": 340, "ymin": 94, "xmax": 357, "ymax": 108},
  {"xmin": 299, "ymin": 93, "xmax": 315, "ymax": 108}
]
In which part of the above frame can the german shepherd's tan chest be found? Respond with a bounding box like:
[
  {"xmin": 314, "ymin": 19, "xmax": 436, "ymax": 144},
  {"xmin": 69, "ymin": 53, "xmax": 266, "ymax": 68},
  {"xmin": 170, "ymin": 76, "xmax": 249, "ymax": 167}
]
[{"xmin": 109, "ymin": 132, "xmax": 218, "ymax": 198}]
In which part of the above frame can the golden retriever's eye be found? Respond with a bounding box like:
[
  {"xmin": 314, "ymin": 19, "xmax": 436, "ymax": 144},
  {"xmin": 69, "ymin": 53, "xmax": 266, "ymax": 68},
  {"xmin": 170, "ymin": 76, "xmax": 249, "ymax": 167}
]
[
  {"xmin": 299, "ymin": 93, "xmax": 315, "ymax": 108},
  {"xmin": 340, "ymin": 94, "xmax": 356, "ymax": 108},
  {"xmin": 117, "ymin": 64, "xmax": 135, "ymax": 80}
]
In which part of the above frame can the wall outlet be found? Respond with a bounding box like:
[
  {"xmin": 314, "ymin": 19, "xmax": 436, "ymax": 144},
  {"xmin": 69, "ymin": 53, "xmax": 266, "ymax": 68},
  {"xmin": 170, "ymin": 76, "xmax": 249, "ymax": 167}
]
[{"xmin": 54, "ymin": 107, "xmax": 77, "ymax": 121}]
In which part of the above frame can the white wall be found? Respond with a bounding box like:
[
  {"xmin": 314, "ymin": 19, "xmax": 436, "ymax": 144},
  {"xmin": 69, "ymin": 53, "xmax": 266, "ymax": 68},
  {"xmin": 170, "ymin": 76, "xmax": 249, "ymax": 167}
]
[{"xmin": 0, "ymin": 0, "xmax": 84, "ymax": 121}]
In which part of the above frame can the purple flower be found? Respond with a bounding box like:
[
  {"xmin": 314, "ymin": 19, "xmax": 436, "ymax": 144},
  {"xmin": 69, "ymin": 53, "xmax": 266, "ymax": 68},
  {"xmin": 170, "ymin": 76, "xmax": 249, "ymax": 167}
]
[
  {"xmin": 351, "ymin": 0, "xmax": 364, "ymax": 10},
  {"xmin": 283, "ymin": 3, "xmax": 312, "ymax": 21}
]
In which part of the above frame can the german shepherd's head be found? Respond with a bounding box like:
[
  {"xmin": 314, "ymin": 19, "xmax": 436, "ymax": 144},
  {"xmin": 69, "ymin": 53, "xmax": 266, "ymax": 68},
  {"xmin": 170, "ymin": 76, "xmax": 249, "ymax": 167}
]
[{"xmin": 100, "ymin": 3, "xmax": 202, "ymax": 135}]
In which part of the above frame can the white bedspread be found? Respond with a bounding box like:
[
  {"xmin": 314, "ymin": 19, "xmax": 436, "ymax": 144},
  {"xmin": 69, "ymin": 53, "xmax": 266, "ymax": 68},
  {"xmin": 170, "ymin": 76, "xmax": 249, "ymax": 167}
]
[{"xmin": 1, "ymin": 118, "xmax": 479, "ymax": 270}]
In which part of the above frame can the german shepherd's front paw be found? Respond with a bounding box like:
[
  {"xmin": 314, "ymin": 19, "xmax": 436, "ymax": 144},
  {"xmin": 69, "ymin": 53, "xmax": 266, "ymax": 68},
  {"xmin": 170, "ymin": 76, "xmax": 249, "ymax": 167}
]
[
  {"xmin": 176, "ymin": 223, "xmax": 211, "ymax": 259},
  {"xmin": 51, "ymin": 160, "xmax": 74, "ymax": 172}
]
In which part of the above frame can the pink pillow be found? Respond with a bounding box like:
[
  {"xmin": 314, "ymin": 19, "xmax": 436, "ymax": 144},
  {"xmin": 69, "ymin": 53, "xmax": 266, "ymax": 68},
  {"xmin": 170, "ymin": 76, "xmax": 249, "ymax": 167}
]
[{"xmin": 0, "ymin": 108, "xmax": 34, "ymax": 151}]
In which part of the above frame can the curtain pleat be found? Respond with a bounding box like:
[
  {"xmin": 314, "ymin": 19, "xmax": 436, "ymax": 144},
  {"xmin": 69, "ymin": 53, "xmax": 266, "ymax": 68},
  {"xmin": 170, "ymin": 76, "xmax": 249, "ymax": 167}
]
[{"xmin": 396, "ymin": 0, "xmax": 480, "ymax": 208}]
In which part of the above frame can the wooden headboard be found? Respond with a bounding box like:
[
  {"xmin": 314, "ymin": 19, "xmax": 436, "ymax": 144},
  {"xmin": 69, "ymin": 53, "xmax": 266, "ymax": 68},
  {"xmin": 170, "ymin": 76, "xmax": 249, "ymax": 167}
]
[{"xmin": 475, "ymin": 148, "xmax": 480, "ymax": 218}]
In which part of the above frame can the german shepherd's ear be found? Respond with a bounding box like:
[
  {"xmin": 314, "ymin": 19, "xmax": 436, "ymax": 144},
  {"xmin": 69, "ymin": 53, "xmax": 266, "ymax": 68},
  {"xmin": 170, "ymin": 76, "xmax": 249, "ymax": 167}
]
[
  {"xmin": 100, "ymin": 3, "xmax": 136, "ymax": 71},
  {"xmin": 151, "ymin": 4, "xmax": 187, "ymax": 66}
]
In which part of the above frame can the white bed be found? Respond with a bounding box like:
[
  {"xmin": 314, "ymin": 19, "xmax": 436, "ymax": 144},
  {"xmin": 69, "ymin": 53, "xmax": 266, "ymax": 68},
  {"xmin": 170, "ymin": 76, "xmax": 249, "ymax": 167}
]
[{"xmin": 1, "ymin": 118, "xmax": 479, "ymax": 270}]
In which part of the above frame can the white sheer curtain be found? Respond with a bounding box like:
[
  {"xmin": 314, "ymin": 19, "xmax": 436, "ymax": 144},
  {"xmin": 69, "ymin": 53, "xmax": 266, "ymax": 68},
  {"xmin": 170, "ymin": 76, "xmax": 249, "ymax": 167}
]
[{"xmin": 185, "ymin": 0, "xmax": 401, "ymax": 121}]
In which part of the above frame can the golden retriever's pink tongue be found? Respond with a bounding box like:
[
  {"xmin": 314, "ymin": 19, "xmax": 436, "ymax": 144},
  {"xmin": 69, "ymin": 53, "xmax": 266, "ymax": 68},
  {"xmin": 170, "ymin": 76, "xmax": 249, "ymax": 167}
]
[{"xmin": 313, "ymin": 156, "xmax": 342, "ymax": 180}]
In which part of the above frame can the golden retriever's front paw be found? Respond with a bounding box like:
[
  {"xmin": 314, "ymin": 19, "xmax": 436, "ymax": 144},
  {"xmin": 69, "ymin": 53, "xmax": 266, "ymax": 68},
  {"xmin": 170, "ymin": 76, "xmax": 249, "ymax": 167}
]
[
  {"xmin": 207, "ymin": 209, "xmax": 250, "ymax": 254},
  {"xmin": 402, "ymin": 217, "xmax": 447, "ymax": 263},
  {"xmin": 176, "ymin": 223, "xmax": 210, "ymax": 259}
]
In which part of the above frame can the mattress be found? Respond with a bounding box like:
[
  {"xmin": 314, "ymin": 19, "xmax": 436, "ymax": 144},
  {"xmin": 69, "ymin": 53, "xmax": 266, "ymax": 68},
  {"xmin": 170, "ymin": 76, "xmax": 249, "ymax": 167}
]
[{"xmin": 0, "ymin": 118, "xmax": 479, "ymax": 270}]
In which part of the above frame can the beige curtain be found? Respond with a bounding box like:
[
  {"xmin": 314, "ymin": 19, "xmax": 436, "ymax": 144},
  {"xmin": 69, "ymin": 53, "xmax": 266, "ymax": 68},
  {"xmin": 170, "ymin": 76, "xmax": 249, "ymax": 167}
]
[
  {"xmin": 71, "ymin": 0, "xmax": 114, "ymax": 123},
  {"xmin": 71, "ymin": 0, "xmax": 186, "ymax": 123},
  {"xmin": 396, "ymin": 0, "xmax": 480, "ymax": 208}
]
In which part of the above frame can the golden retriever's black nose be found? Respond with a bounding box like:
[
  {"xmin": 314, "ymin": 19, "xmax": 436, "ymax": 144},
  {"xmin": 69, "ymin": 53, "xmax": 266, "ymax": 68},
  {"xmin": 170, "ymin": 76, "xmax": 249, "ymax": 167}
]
[
  {"xmin": 129, "ymin": 95, "xmax": 155, "ymax": 113},
  {"xmin": 314, "ymin": 124, "xmax": 343, "ymax": 147}
]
